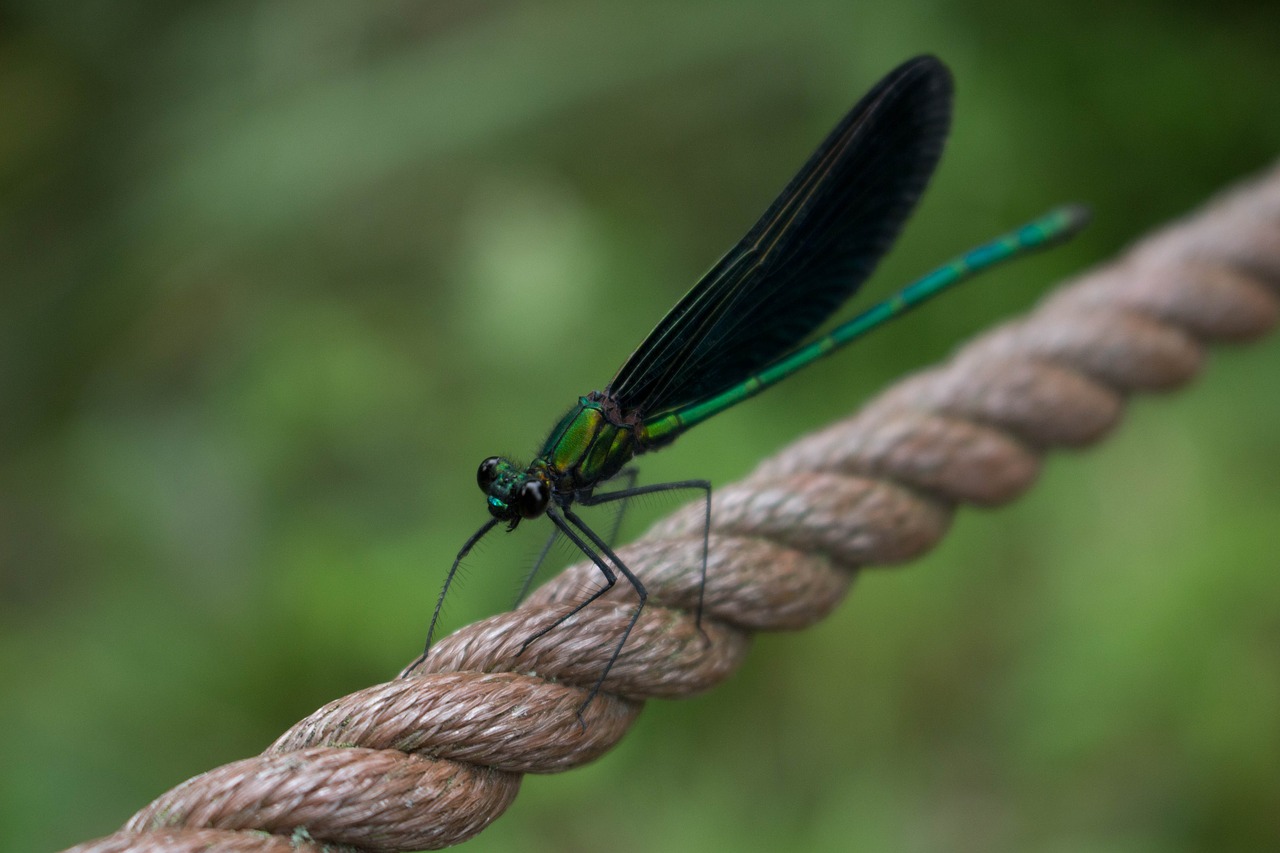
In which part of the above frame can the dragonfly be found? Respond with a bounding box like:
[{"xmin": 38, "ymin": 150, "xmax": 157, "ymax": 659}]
[{"xmin": 406, "ymin": 55, "xmax": 1088, "ymax": 715}]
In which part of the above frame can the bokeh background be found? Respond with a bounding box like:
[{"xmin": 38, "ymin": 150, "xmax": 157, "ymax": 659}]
[{"xmin": 3, "ymin": 1, "xmax": 1279, "ymax": 851}]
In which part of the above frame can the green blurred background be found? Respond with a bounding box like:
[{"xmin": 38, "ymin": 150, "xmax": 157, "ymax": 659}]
[{"xmin": 3, "ymin": 1, "xmax": 1279, "ymax": 851}]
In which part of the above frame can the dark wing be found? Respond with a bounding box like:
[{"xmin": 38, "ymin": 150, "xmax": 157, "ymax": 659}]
[{"xmin": 606, "ymin": 55, "xmax": 953, "ymax": 416}]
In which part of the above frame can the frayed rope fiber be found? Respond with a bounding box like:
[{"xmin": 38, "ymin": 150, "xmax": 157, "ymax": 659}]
[{"xmin": 66, "ymin": 162, "xmax": 1280, "ymax": 853}]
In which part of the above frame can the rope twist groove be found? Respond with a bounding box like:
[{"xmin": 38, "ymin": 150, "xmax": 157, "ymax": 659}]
[{"xmin": 67, "ymin": 163, "xmax": 1280, "ymax": 853}]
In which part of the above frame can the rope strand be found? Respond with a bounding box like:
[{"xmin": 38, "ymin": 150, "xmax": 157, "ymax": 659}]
[{"xmin": 65, "ymin": 161, "xmax": 1280, "ymax": 853}]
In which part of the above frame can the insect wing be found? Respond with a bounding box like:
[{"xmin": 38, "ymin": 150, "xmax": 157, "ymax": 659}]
[{"xmin": 607, "ymin": 55, "xmax": 953, "ymax": 417}]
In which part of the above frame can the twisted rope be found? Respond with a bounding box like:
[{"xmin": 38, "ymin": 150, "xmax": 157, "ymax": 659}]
[{"xmin": 66, "ymin": 162, "xmax": 1280, "ymax": 853}]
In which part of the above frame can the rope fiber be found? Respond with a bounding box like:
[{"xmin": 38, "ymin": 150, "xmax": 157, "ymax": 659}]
[{"xmin": 65, "ymin": 162, "xmax": 1280, "ymax": 853}]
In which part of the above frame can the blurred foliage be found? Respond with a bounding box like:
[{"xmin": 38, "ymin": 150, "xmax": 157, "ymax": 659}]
[{"xmin": 2, "ymin": 1, "xmax": 1279, "ymax": 851}]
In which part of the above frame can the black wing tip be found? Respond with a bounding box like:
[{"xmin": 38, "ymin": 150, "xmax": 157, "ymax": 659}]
[
  {"xmin": 893, "ymin": 55, "xmax": 954, "ymax": 91},
  {"xmin": 898, "ymin": 54, "xmax": 948, "ymax": 72},
  {"xmin": 881, "ymin": 55, "xmax": 955, "ymax": 143}
]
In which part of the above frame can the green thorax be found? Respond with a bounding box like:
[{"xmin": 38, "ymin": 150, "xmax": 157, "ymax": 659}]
[{"xmin": 537, "ymin": 392, "xmax": 640, "ymax": 493}]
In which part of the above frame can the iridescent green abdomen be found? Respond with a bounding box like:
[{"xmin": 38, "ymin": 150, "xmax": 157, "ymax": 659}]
[{"xmin": 538, "ymin": 395, "xmax": 637, "ymax": 493}]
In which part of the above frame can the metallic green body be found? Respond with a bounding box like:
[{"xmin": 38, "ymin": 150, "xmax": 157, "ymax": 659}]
[{"xmin": 537, "ymin": 394, "xmax": 638, "ymax": 493}]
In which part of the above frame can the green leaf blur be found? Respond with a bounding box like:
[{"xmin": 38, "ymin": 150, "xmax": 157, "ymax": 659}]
[{"xmin": 1, "ymin": 2, "xmax": 1277, "ymax": 851}]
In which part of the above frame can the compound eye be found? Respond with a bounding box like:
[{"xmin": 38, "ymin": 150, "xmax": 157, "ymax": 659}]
[
  {"xmin": 517, "ymin": 479, "xmax": 550, "ymax": 519},
  {"xmin": 477, "ymin": 457, "xmax": 502, "ymax": 491}
]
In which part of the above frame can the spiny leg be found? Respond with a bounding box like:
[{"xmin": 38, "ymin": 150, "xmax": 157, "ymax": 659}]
[
  {"xmin": 403, "ymin": 517, "xmax": 500, "ymax": 675},
  {"xmin": 513, "ymin": 526, "xmax": 561, "ymax": 607},
  {"xmin": 520, "ymin": 506, "xmax": 649, "ymax": 720},
  {"xmin": 519, "ymin": 506, "xmax": 619, "ymax": 656},
  {"xmin": 579, "ymin": 478, "xmax": 711, "ymax": 637},
  {"xmin": 511, "ymin": 468, "xmax": 638, "ymax": 608},
  {"xmin": 559, "ymin": 505, "xmax": 649, "ymax": 716},
  {"xmin": 595, "ymin": 466, "xmax": 639, "ymax": 546}
]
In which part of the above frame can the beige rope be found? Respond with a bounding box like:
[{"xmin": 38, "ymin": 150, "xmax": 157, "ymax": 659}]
[{"xmin": 65, "ymin": 162, "xmax": 1280, "ymax": 853}]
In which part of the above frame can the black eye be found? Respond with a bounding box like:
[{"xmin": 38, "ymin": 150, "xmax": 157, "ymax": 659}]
[
  {"xmin": 477, "ymin": 457, "xmax": 501, "ymax": 491},
  {"xmin": 517, "ymin": 479, "xmax": 550, "ymax": 519}
]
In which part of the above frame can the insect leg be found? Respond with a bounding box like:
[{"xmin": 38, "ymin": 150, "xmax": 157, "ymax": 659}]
[
  {"xmin": 513, "ymin": 526, "xmax": 561, "ymax": 607},
  {"xmin": 559, "ymin": 504, "xmax": 650, "ymax": 716},
  {"xmin": 511, "ymin": 467, "xmax": 638, "ymax": 608},
  {"xmin": 579, "ymin": 479, "xmax": 711, "ymax": 636},
  {"xmin": 593, "ymin": 466, "xmax": 639, "ymax": 546},
  {"xmin": 518, "ymin": 506, "xmax": 619, "ymax": 656},
  {"xmin": 403, "ymin": 517, "xmax": 500, "ymax": 675}
]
